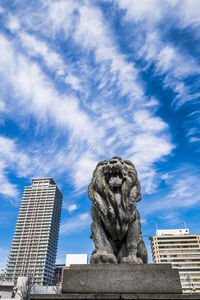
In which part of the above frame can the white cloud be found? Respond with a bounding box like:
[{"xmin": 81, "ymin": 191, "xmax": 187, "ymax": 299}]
[
  {"xmin": 158, "ymin": 212, "xmax": 182, "ymax": 226},
  {"xmin": 7, "ymin": 15, "xmax": 20, "ymax": 32},
  {"xmin": 143, "ymin": 97, "xmax": 159, "ymax": 107},
  {"xmin": 60, "ymin": 213, "xmax": 91, "ymax": 235},
  {"xmin": 0, "ymin": 163, "xmax": 18, "ymax": 199},
  {"xmin": 19, "ymin": 32, "xmax": 65, "ymax": 76},
  {"xmin": 43, "ymin": 1, "xmax": 144, "ymax": 101},
  {"xmin": 0, "ymin": 100, "xmax": 5, "ymax": 111},
  {"xmin": 0, "ymin": 34, "xmax": 103, "ymax": 147},
  {"xmin": 156, "ymin": 46, "xmax": 176, "ymax": 73},
  {"xmin": 0, "ymin": 137, "xmax": 27, "ymax": 200},
  {"xmin": 142, "ymin": 165, "xmax": 200, "ymax": 215},
  {"xmin": 117, "ymin": 0, "xmax": 162, "ymax": 23},
  {"xmin": 47, "ymin": 0, "xmax": 77, "ymax": 37},
  {"xmin": 169, "ymin": 178, "xmax": 193, "ymax": 199},
  {"xmin": 0, "ymin": 32, "xmax": 173, "ymax": 193},
  {"xmin": 187, "ymin": 127, "xmax": 199, "ymax": 137},
  {"xmin": 141, "ymin": 218, "xmax": 147, "ymax": 224},
  {"xmin": 126, "ymin": 133, "xmax": 174, "ymax": 194},
  {"xmin": 138, "ymin": 169, "xmax": 158, "ymax": 195},
  {"xmin": 140, "ymin": 32, "xmax": 200, "ymax": 84},
  {"xmin": 67, "ymin": 204, "xmax": 79, "ymax": 213},
  {"xmin": 156, "ymin": 45, "xmax": 200, "ymax": 79},
  {"xmin": 117, "ymin": 0, "xmax": 200, "ymax": 30},
  {"xmin": 74, "ymin": 3, "xmax": 144, "ymax": 101},
  {"xmin": 72, "ymin": 153, "xmax": 98, "ymax": 190},
  {"xmin": 0, "ymin": 6, "xmax": 4, "ymax": 14},
  {"xmin": 179, "ymin": 0, "xmax": 200, "ymax": 28},
  {"xmin": 0, "ymin": 247, "xmax": 9, "ymax": 270},
  {"xmin": 65, "ymin": 74, "xmax": 82, "ymax": 91},
  {"xmin": 118, "ymin": 1, "xmax": 200, "ymax": 109},
  {"xmin": 160, "ymin": 173, "xmax": 171, "ymax": 181},
  {"xmin": 0, "ymin": 7, "xmax": 175, "ymax": 196},
  {"xmin": 128, "ymin": 133, "xmax": 173, "ymax": 167},
  {"xmin": 0, "ymin": 135, "xmax": 34, "ymax": 179},
  {"xmin": 189, "ymin": 137, "xmax": 200, "ymax": 142},
  {"xmin": 133, "ymin": 110, "xmax": 167, "ymax": 133},
  {"xmin": 172, "ymin": 85, "xmax": 200, "ymax": 108},
  {"xmin": 4, "ymin": 14, "xmax": 84, "ymax": 94}
]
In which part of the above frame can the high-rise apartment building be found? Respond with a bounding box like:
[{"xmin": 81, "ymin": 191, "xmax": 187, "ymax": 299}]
[
  {"xmin": 150, "ymin": 229, "xmax": 200, "ymax": 292},
  {"xmin": 5, "ymin": 178, "xmax": 63, "ymax": 286}
]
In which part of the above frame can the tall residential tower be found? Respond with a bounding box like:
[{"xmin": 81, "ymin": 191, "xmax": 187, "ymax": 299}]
[
  {"xmin": 150, "ymin": 228, "xmax": 200, "ymax": 293},
  {"xmin": 5, "ymin": 178, "xmax": 63, "ymax": 286}
]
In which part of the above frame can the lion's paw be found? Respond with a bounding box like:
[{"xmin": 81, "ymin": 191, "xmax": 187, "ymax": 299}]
[
  {"xmin": 121, "ymin": 255, "xmax": 143, "ymax": 264},
  {"xmin": 102, "ymin": 252, "xmax": 118, "ymax": 264},
  {"xmin": 90, "ymin": 253, "xmax": 102, "ymax": 264},
  {"xmin": 90, "ymin": 251, "xmax": 117, "ymax": 264}
]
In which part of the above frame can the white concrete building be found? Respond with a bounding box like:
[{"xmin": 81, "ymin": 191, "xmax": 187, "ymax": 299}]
[
  {"xmin": 0, "ymin": 281, "xmax": 14, "ymax": 298},
  {"xmin": 5, "ymin": 178, "xmax": 63, "ymax": 286},
  {"xmin": 156, "ymin": 229, "xmax": 190, "ymax": 236},
  {"xmin": 151, "ymin": 228, "xmax": 200, "ymax": 293},
  {"xmin": 66, "ymin": 254, "xmax": 88, "ymax": 267}
]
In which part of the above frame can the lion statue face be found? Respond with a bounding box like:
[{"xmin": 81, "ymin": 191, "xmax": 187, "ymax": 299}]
[{"xmin": 102, "ymin": 157, "xmax": 136, "ymax": 188}]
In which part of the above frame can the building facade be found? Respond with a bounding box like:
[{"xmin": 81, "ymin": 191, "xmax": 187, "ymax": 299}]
[
  {"xmin": 0, "ymin": 269, "xmax": 5, "ymax": 281},
  {"xmin": 150, "ymin": 228, "xmax": 200, "ymax": 292},
  {"xmin": 0, "ymin": 281, "xmax": 14, "ymax": 298},
  {"xmin": 54, "ymin": 264, "xmax": 65, "ymax": 285},
  {"xmin": 5, "ymin": 178, "xmax": 63, "ymax": 286}
]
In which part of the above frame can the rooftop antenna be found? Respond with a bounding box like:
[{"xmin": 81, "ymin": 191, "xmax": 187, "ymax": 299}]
[
  {"xmin": 155, "ymin": 222, "xmax": 158, "ymax": 234},
  {"xmin": 184, "ymin": 222, "xmax": 187, "ymax": 229}
]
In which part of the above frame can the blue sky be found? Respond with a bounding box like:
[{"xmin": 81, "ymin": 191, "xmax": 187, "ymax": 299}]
[{"xmin": 0, "ymin": 0, "xmax": 200, "ymax": 268}]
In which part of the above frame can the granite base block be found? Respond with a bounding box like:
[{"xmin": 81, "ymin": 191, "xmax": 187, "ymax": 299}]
[
  {"xmin": 30, "ymin": 264, "xmax": 199, "ymax": 300},
  {"xmin": 30, "ymin": 293, "xmax": 200, "ymax": 300},
  {"xmin": 62, "ymin": 264, "xmax": 182, "ymax": 294},
  {"xmin": 30, "ymin": 294, "xmax": 120, "ymax": 299}
]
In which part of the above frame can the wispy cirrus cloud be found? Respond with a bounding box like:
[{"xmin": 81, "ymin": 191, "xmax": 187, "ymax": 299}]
[
  {"xmin": 116, "ymin": 0, "xmax": 200, "ymax": 147},
  {"xmin": 158, "ymin": 212, "xmax": 183, "ymax": 227},
  {"xmin": 1, "ymin": 0, "xmax": 199, "ymax": 204},
  {"xmin": 0, "ymin": 247, "xmax": 9, "ymax": 269},
  {"xmin": 0, "ymin": 34, "xmax": 103, "ymax": 144},
  {"xmin": 136, "ymin": 27, "xmax": 200, "ymax": 109},
  {"xmin": 60, "ymin": 213, "xmax": 91, "ymax": 235},
  {"xmin": 0, "ymin": 162, "xmax": 19, "ymax": 199},
  {"xmin": 14, "ymin": 0, "xmax": 145, "ymax": 102},
  {"xmin": 117, "ymin": 0, "xmax": 200, "ymax": 30},
  {"xmin": 142, "ymin": 165, "xmax": 200, "ymax": 215},
  {"xmin": 0, "ymin": 24, "xmax": 173, "ymax": 195},
  {"xmin": 62, "ymin": 203, "xmax": 79, "ymax": 213},
  {"xmin": 0, "ymin": 136, "xmax": 25, "ymax": 201}
]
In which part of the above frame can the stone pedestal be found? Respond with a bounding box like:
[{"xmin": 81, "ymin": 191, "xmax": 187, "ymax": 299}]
[
  {"xmin": 62, "ymin": 264, "xmax": 182, "ymax": 294},
  {"xmin": 29, "ymin": 294, "xmax": 200, "ymax": 299},
  {"xmin": 30, "ymin": 264, "xmax": 200, "ymax": 299}
]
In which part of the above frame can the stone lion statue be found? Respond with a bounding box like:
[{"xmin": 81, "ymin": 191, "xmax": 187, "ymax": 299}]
[{"xmin": 88, "ymin": 156, "xmax": 148, "ymax": 264}]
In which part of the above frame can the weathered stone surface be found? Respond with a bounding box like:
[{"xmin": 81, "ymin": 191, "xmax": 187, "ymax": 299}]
[
  {"xmin": 30, "ymin": 294, "xmax": 120, "ymax": 299},
  {"xmin": 88, "ymin": 157, "xmax": 147, "ymax": 265},
  {"xmin": 62, "ymin": 264, "xmax": 182, "ymax": 294},
  {"xmin": 29, "ymin": 293, "xmax": 200, "ymax": 300},
  {"xmin": 121, "ymin": 294, "xmax": 200, "ymax": 299}
]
